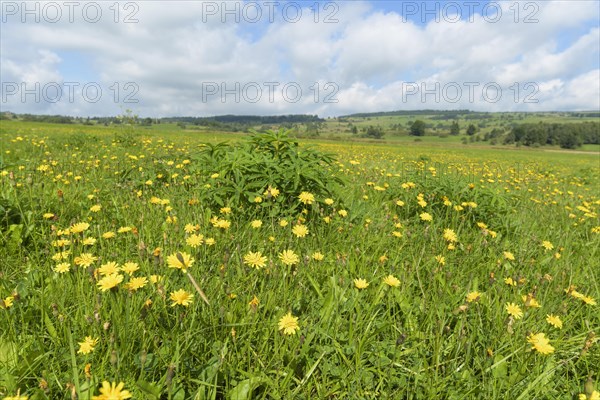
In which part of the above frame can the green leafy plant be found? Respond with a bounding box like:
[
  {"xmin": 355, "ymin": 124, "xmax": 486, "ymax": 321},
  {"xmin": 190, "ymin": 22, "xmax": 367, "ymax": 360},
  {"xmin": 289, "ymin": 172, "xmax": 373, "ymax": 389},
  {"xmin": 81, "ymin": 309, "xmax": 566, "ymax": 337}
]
[{"xmin": 190, "ymin": 128, "xmax": 344, "ymax": 215}]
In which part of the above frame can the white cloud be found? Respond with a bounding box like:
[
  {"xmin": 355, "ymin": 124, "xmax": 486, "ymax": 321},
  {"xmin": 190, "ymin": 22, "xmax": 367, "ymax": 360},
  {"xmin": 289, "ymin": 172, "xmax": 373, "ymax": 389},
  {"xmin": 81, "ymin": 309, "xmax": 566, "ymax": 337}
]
[{"xmin": 1, "ymin": 0, "xmax": 598, "ymax": 116}]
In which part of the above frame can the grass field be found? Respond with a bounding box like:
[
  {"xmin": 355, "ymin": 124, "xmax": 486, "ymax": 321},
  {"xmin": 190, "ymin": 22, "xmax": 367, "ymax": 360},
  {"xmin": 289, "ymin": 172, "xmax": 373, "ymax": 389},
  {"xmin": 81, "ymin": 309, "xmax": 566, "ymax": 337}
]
[{"xmin": 1, "ymin": 120, "xmax": 599, "ymax": 399}]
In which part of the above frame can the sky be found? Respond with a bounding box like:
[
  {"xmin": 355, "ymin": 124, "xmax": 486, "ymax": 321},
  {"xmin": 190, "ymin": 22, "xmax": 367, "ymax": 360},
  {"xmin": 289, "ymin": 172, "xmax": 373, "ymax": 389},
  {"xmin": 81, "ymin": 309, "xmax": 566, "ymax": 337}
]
[{"xmin": 1, "ymin": 0, "xmax": 599, "ymax": 117}]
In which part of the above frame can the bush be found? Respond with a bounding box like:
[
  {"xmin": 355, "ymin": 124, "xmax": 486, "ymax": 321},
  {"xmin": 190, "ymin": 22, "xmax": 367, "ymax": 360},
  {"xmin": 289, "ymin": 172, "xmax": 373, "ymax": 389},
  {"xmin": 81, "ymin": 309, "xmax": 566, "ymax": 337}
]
[{"xmin": 190, "ymin": 128, "xmax": 344, "ymax": 215}]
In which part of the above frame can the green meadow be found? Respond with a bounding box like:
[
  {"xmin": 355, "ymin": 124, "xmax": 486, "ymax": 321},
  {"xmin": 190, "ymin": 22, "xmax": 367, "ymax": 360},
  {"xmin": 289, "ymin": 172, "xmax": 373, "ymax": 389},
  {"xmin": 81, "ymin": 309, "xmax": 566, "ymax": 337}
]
[{"xmin": 1, "ymin": 119, "xmax": 599, "ymax": 399}]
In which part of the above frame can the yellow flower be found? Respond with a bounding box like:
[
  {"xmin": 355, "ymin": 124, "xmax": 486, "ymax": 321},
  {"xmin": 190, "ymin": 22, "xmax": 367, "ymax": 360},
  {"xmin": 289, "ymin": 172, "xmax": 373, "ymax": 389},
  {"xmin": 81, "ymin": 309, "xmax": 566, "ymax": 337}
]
[
  {"xmin": 3, "ymin": 296, "xmax": 15, "ymax": 308},
  {"xmin": 98, "ymin": 262, "xmax": 119, "ymax": 276},
  {"xmin": 2, "ymin": 391, "xmax": 28, "ymax": 400},
  {"xmin": 251, "ymin": 220, "xmax": 263, "ymax": 228},
  {"xmin": 167, "ymin": 252, "xmax": 194, "ymax": 272},
  {"xmin": 395, "ymin": 200, "xmax": 405, "ymax": 207},
  {"xmin": 466, "ymin": 291, "xmax": 482, "ymax": 303},
  {"xmin": 435, "ymin": 255, "xmax": 445, "ymax": 265},
  {"xmin": 97, "ymin": 274, "xmax": 124, "ymax": 291},
  {"xmin": 120, "ymin": 262, "xmax": 139, "ymax": 276},
  {"xmin": 248, "ymin": 295, "xmax": 260, "ymax": 308},
  {"xmin": 243, "ymin": 251, "xmax": 268, "ymax": 269},
  {"xmin": 117, "ymin": 226, "xmax": 132, "ymax": 233},
  {"xmin": 582, "ymin": 296, "xmax": 597, "ymax": 306},
  {"xmin": 220, "ymin": 207, "xmax": 232, "ymax": 214},
  {"xmin": 324, "ymin": 198, "xmax": 334, "ymax": 205},
  {"xmin": 419, "ymin": 212, "xmax": 432, "ymax": 222},
  {"xmin": 311, "ymin": 252, "xmax": 324, "ymax": 261},
  {"xmin": 504, "ymin": 277, "xmax": 516, "ymax": 286},
  {"xmin": 505, "ymin": 302, "xmax": 523, "ymax": 319},
  {"xmin": 503, "ymin": 251, "xmax": 515, "ymax": 261},
  {"xmin": 522, "ymin": 294, "xmax": 541, "ymax": 308},
  {"xmin": 278, "ymin": 250, "xmax": 300, "ymax": 266},
  {"xmin": 279, "ymin": 219, "xmax": 289, "ymax": 227},
  {"xmin": 92, "ymin": 381, "xmax": 132, "ymax": 400},
  {"xmin": 546, "ymin": 314, "xmax": 563, "ymax": 329},
  {"xmin": 354, "ymin": 278, "xmax": 369, "ymax": 289},
  {"xmin": 102, "ymin": 231, "xmax": 115, "ymax": 239},
  {"xmin": 184, "ymin": 223, "xmax": 199, "ymax": 233},
  {"xmin": 170, "ymin": 289, "xmax": 194, "ymax": 307},
  {"xmin": 338, "ymin": 209, "xmax": 348, "ymax": 217},
  {"xmin": 383, "ymin": 274, "xmax": 400, "ymax": 287},
  {"xmin": 298, "ymin": 192, "xmax": 315, "ymax": 205},
  {"xmin": 90, "ymin": 205, "xmax": 102, "ymax": 213},
  {"xmin": 205, "ymin": 238, "xmax": 216, "ymax": 246},
  {"xmin": 53, "ymin": 263, "xmax": 70, "ymax": 273},
  {"xmin": 527, "ymin": 332, "xmax": 555, "ymax": 355},
  {"xmin": 292, "ymin": 224, "xmax": 309, "ymax": 238},
  {"xmin": 541, "ymin": 240, "xmax": 554, "ymax": 250},
  {"xmin": 82, "ymin": 237, "xmax": 97, "ymax": 246},
  {"xmin": 278, "ymin": 312, "xmax": 300, "ymax": 335},
  {"xmin": 253, "ymin": 196, "xmax": 263, "ymax": 203},
  {"xmin": 74, "ymin": 253, "xmax": 98, "ymax": 268},
  {"xmin": 126, "ymin": 277, "xmax": 148, "ymax": 291},
  {"xmin": 43, "ymin": 213, "xmax": 55, "ymax": 219},
  {"xmin": 578, "ymin": 391, "xmax": 599, "ymax": 400},
  {"xmin": 186, "ymin": 234, "xmax": 204, "ymax": 248},
  {"xmin": 70, "ymin": 222, "xmax": 90, "ymax": 234},
  {"xmin": 77, "ymin": 336, "xmax": 98, "ymax": 355},
  {"xmin": 443, "ymin": 229, "xmax": 457, "ymax": 243}
]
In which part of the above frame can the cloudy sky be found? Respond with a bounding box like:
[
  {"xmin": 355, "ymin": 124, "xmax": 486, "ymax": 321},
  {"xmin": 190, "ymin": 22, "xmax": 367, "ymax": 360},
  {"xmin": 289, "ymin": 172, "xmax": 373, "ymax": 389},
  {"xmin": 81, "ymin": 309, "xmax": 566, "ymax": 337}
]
[{"xmin": 1, "ymin": 0, "xmax": 599, "ymax": 117}]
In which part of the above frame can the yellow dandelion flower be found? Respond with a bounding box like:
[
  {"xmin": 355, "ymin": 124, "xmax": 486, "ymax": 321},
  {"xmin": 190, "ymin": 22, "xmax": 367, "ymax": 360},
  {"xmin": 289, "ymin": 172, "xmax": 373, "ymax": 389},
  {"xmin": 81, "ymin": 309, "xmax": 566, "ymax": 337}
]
[
  {"xmin": 251, "ymin": 220, "xmax": 263, "ymax": 229},
  {"xmin": 184, "ymin": 223, "xmax": 198, "ymax": 233},
  {"xmin": 77, "ymin": 336, "xmax": 98, "ymax": 355},
  {"xmin": 205, "ymin": 238, "xmax": 216, "ymax": 246},
  {"xmin": 503, "ymin": 251, "xmax": 515, "ymax": 261},
  {"xmin": 53, "ymin": 263, "xmax": 70, "ymax": 273},
  {"xmin": 74, "ymin": 253, "xmax": 97, "ymax": 268},
  {"xmin": 186, "ymin": 234, "xmax": 204, "ymax": 248},
  {"xmin": 97, "ymin": 262, "xmax": 119, "ymax": 277},
  {"xmin": 443, "ymin": 229, "xmax": 457, "ymax": 242},
  {"xmin": 243, "ymin": 251, "xmax": 268, "ymax": 269},
  {"xmin": 324, "ymin": 198, "xmax": 334, "ymax": 205},
  {"xmin": 541, "ymin": 241, "xmax": 554, "ymax": 250},
  {"xmin": 126, "ymin": 277, "xmax": 148, "ymax": 291},
  {"xmin": 90, "ymin": 205, "xmax": 102, "ymax": 213},
  {"xmin": 43, "ymin": 213, "xmax": 55, "ymax": 219},
  {"xmin": 505, "ymin": 302, "xmax": 523, "ymax": 319},
  {"xmin": 527, "ymin": 332, "xmax": 555, "ymax": 355},
  {"xmin": 466, "ymin": 291, "xmax": 482, "ymax": 303},
  {"xmin": 278, "ymin": 250, "xmax": 300, "ymax": 266},
  {"xmin": 220, "ymin": 207, "xmax": 232, "ymax": 214},
  {"xmin": 170, "ymin": 289, "xmax": 194, "ymax": 307},
  {"xmin": 102, "ymin": 231, "xmax": 115, "ymax": 239},
  {"xmin": 383, "ymin": 274, "xmax": 400, "ymax": 287},
  {"xmin": 279, "ymin": 219, "xmax": 289, "ymax": 227},
  {"xmin": 298, "ymin": 192, "xmax": 315, "ymax": 205},
  {"xmin": 96, "ymin": 274, "xmax": 123, "ymax": 292},
  {"xmin": 311, "ymin": 252, "xmax": 324, "ymax": 261},
  {"xmin": 338, "ymin": 209, "xmax": 348, "ymax": 217},
  {"xmin": 166, "ymin": 252, "xmax": 194, "ymax": 272},
  {"xmin": 354, "ymin": 278, "xmax": 369, "ymax": 289},
  {"xmin": 419, "ymin": 212, "xmax": 432, "ymax": 222},
  {"xmin": 117, "ymin": 226, "xmax": 132, "ymax": 234},
  {"xmin": 120, "ymin": 262, "xmax": 139, "ymax": 275},
  {"xmin": 435, "ymin": 255, "xmax": 445, "ymax": 265},
  {"xmin": 292, "ymin": 224, "xmax": 309, "ymax": 238},
  {"xmin": 91, "ymin": 381, "xmax": 132, "ymax": 400},
  {"xmin": 278, "ymin": 312, "xmax": 300, "ymax": 335},
  {"xmin": 70, "ymin": 222, "xmax": 90, "ymax": 234},
  {"xmin": 504, "ymin": 277, "xmax": 516, "ymax": 286},
  {"xmin": 546, "ymin": 314, "xmax": 563, "ymax": 329}
]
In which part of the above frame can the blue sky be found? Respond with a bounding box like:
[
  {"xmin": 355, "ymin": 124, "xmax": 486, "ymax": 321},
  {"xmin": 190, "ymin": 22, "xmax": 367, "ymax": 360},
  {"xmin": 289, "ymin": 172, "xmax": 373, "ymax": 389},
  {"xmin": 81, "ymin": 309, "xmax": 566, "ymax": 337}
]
[{"xmin": 1, "ymin": 0, "xmax": 599, "ymax": 117}]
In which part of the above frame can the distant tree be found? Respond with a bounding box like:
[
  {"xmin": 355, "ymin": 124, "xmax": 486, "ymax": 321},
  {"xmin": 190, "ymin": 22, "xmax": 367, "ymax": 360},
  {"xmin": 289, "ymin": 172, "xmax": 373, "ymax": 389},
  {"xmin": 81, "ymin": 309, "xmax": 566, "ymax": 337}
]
[
  {"xmin": 559, "ymin": 131, "xmax": 583, "ymax": 149},
  {"xmin": 410, "ymin": 120, "xmax": 426, "ymax": 136},
  {"xmin": 351, "ymin": 126, "xmax": 358, "ymax": 135},
  {"xmin": 365, "ymin": 125, "xmax": 384, "ymax": 139},
  {"xmin": 450, "ymin": 120, "xmax": 460, "ymax": 135},
  {"xmin": 466, "ymin": 124, "xmax": 477, "ymax": 136}
]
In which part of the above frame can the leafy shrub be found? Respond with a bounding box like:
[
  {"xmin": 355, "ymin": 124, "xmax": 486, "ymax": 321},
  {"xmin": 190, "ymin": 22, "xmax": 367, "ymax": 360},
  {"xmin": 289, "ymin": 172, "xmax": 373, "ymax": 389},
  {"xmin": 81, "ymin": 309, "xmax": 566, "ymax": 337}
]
[{"xmin": 190, "ymin": 128, "xmax": 344, "ymax": 215}]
